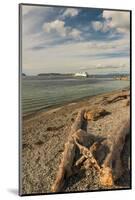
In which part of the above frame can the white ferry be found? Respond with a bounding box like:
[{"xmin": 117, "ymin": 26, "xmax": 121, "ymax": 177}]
[{"xmin": 74, "ymin": 72, "xmax": 88, "ymax": 77}]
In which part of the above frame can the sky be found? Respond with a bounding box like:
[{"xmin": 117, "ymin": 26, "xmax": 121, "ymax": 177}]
[{"xmin": 21, "ymin": 5, "xmax": 130, "ymax": 75}]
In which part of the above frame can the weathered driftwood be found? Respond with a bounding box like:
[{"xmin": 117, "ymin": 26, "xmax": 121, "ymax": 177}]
[
  {"xmin": 51, "ymin": 136, "xmax": 75, "ymax": 192},
  {"xmin": 70, "ymin": 110, "xmax": 85, "ymax": 132},
  {"xmin": 75, "ymin": 141, "xmax": 100, "ymax": 167},
  {"xmin": 84, "ymin": 107, "xmax": 109, "ymax": 121},
  {"xmin": 51, "ymin": 127, "xmax": 101, "ymax": 192},
  {"xmin": 51, "ymin": 108, "xmax": 130, "ymax": 191},
  {"xmin": 100, "ymin": 118, "xmax": 130, "ymax": 186},
  {"xmin": 103, "ymin": 91, "xmax": 130, "ymax": 105},
  {"xmin": 73, "ymin": 118, "xmax": 130, "ymax": 187},
  {"xmin": 74, "ymin": 139, "xmax": 101, "ymax": 171},
  {"xmin": 51, "ymin": 110, "xmax": 85, "ymax": 192},
  {"xmin": 100, "ymin": 166, "xmax": 114, "ymax": 187}
]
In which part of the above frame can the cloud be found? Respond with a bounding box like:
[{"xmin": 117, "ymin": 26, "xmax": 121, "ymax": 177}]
[
  {"xmin": 91, "ymin": 10, "xmax": 130, "ymax": 34},
  {"xmin": 91, "ymin": 21, "xmax": 110, "ymax": 32},
  {"xmin": 43, "ymin": 20, "xmax": 66, "ymax": 36},
  {"xmin": 21, "ymin": 5, "xmax": 130, "ymax": 75},
  {"xmin": 95, "ymin": 64, "xmax": 127, "ymax": 69},
  {"xmin": 79, "ymin": 63, "xmax": 128, "ymax": 71},
  {"xmin": 42, "ymin": 19, "xmax": 81, "ymax": 39},
  {"xmin": 22, "ymin": 6, "xmax": 56, "ymax": 36},
  {"xmin": 91, "ymin": 21, "xmax": 103, "ymax": 31},
  {"xmin": 69, "ymin": 29, "xmax": 81, "ymax": 38},
  {"xmin": 63, "ymin": 8, "xmax": 79, "ymax": 17},
  {"xmin": 23, "ymin": 37, "xmax": 129, "ymax": 75},
  {"xmin": 103, "ymin": 11, "xmax": 130, "ymax": 33}
]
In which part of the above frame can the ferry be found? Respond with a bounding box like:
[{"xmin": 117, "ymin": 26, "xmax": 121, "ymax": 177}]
[{"xmin": 74, "ymin": 72, "xmax": 88, "ymax": 77}]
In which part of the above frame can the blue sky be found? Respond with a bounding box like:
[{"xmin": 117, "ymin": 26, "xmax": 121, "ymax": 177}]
[{"xmin": 22, "ymin": 5, "xmax": 130, "ymax": 75}]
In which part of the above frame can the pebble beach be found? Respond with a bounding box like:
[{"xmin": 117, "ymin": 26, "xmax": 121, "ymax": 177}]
[{"xmin": 21, "ymin": 88, "xmax": 130, "ymax": 195}]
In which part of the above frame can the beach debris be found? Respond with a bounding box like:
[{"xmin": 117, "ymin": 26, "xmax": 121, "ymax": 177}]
[
  {"xmin": 84, "ymin": 107, "xmax": 109, "ymax": 121},
  {"xmin": 51, "ymin": 110, "xmax": 85, "ymax": 192},
  {"xmin": 102, "ymin": 91, "xmax": 130, "ymax": 105},
  {"xmin": 34, "ymin": 140, "xmax": 44, "ymax": 146},
  {"xmin": 100, "ymin": 118, "xmax": 130, "ymax": 186},
  {"xmin": 51, "ymin": 135, "xmax": 76, "ymax": 192},
  {"xmin": 74, "ymin": 141, "xmax": 101, "ymax": 168},
  {"xmin": 74, "ymin": 138, "xmax": 101, "ymax": 171},
  {"xmin": 51, "ymin": 109, "xmax": 130, "ymax": 192},
  {"xmin": 46, "ymin": 125, "xmax": 64, "ymax": 131},
  {"xmin": 70, "ymin": 110, "xmax": 85, "ymax": 133}
]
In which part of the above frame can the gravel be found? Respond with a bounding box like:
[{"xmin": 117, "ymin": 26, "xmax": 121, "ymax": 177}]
[{"xmin": 21, "ymin": 89, "xmax": 130, "ymax": 194}]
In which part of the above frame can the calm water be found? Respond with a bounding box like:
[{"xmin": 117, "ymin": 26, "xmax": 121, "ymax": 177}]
[{"xmin": 22, "ymin": 76, "xmax": 129, "ymax": 115}]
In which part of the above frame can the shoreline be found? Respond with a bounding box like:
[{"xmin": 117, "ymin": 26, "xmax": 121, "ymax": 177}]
[
  {"xmin": 21, "ymin": 87, "xmax": 130, "ymax": 194},
  {"xmin": 23, "ymin": 87, "xmax": 129, "ymax": 121}
]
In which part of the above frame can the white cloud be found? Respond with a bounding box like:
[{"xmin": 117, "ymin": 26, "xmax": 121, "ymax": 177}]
[
  {"xmin": 103, "ymin": 11, "xmax": 130, "ymax": 33},
  {"xmin": 43, "ymin": 20, "xmax": 66, "ymax": 36},
  {"xmin": 22, "ymin": 7, "xmax": 130, "ymax": 75},
  {"xmin": 91, "ymin": 21, "xmax": 103, "ymax": 31},
  {"xmin": 23, "ymin": 37, "xmax": 130, "ymax": 75},
  {"xmin": 63, "ymin": 8, "xmax": 79, "ymax": 17},
  {"xmin": 92, "ymin": 11, "xmax": 130, "ymax": 34},
  {"xmin": 91, "ymin": 21, "xmax": 110, "ymax": 32},
  {"xmin": 42, "ymin": 19, "xmax": 81, "ymax": 39},
  {"xmin": 69, "ymin": 29, "xmax": 81, "ymax": 38}
]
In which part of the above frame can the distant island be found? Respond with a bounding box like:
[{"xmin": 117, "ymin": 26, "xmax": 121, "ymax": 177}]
[
  {"xmin": 37, "ymin": 72, "xmax": 129, "ymax": 79},
  {"xmin": 38, "ymin": 73, "xmax": 74, "ymax": 76}
]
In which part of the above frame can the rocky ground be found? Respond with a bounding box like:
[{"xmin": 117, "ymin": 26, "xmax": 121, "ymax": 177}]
[{"xmin": 21, "ymin": 88, "xmax": 130, "ymax": 195}]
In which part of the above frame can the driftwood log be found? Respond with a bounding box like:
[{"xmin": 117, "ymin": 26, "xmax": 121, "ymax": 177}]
[
  {"xmin": 51, "ymin": 108, "xmax": 130, "ymax": 192},
  {"xmin": 102, "ymin": 91, "xmax": 130, "ymax": 105},
  {"xmin": 74, "ymin": 138, "xmax": 101, "ymax": 171},
  {"xmin": 100, "ymin": 118, "xmax": 130, "ymax": 186},
  {"xmin": 75, "ymin": 141, "xmax": 101, "ymax": 168},
  {"xmin": 84, "ymin": 107, "xmax": 110, "ymax": 121},
  {"xmin": 51, "ymin": 110, "xmax": 86, "ymax": 192}
]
